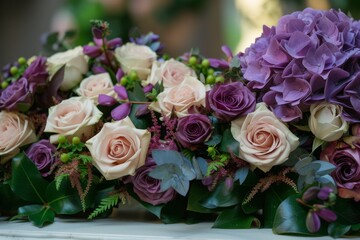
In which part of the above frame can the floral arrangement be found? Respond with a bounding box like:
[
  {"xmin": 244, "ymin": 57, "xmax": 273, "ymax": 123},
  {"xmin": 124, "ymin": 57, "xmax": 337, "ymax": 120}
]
[{"xmin": 1, "ymin": 8, "xmax": 360, "ymax": 238}]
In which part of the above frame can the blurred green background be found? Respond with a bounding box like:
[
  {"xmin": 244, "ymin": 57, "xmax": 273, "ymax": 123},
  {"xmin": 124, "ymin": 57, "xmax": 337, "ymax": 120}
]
[{"xmin": 1, "ymin": 0, "xmax": 360, "ymax": 67}]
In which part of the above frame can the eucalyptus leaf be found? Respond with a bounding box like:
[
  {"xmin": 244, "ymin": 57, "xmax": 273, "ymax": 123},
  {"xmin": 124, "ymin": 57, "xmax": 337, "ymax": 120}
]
[
  {"xmin": 328, "ymin": 223, "xmax": 351, "ymax": 238},
  {"xmin": 10, "ymin": 153, "xmax": 49, "ymax": 203},
  {"xmin": 234, "ymin": 168, "xmax": 249, "ymax": 185},
  {"xmin": 230, "ymin": 56, "xmax": 241, "ymax": 69},
  {"xmin": 205, "ymin": 134, "xmax": 222, "ymax": 146},
  {"xmin": 192, "ymin": 157, "xmax": 208, "ymax": 180}
]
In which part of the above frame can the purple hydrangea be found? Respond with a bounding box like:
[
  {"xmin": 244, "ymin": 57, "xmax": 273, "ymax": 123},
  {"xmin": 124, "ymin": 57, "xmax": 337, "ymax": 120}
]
[
  {"xmin": 26, "ymin": 140, "xmax": 57, "ymax": 177},
  {"xmin": 240, "ymin": 8, "xmax": 360, "ymax": 122},
  {"xmin": 206, "ymin": 82, "xmax": 256, "ymax": 122},
  {"xmin": 129, "ymin": 159, "xmax": 176, "ymax": 205}
]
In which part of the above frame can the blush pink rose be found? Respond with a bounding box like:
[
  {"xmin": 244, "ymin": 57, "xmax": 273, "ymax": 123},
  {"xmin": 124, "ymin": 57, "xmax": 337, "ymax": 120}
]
[
  {"xmin": 44, "ymin": 97, "xmax": 102, "ymax": 143},
  {"xmin": 149, "ymin": 76, "xmax": 206, "ymax": 118},
  {"xmin": 145, "ymin": 59, "xmax": 196, "ymax": 88},
  {"xmin": 75, "ymin": 73, "xmax": 116, "ymax": 104},
  {"xmin": 85, "ymin": 117, "xmax": 151, "ymax": 180},
  {"xmin": 0, "ymin": 111, "xmax": 37, "ymax": 163},
  {"xmin": 231, "ymin": 103, "xmax": 299, "ymax": 172}
]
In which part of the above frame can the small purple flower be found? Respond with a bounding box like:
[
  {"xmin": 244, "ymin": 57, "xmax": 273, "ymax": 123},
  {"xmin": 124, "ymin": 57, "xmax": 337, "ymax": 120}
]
[
  {"xmin": 306, "ymin": 207, "xmax": 337, "ymax": 233},
  {"xmin": 175, "ymin": 114, "xmax": 212, "ymax": 149},
  {"xmin": 26, "ymin": 140, "xmax": 57, "ymax": 177},
  {"xmin": 206, "ymin": 82, "xmax": 256, "ymax": 122},
  {"xmin": 0, "ymin": 78, "xmax": 32, "ymax": 111},
  {"xmin": 129, "ymin": 159, "xmax": 176, "ymax": 205},
  {"xmin": 23, "ymin": 56, "xmax": 49, "ymax": 91}
]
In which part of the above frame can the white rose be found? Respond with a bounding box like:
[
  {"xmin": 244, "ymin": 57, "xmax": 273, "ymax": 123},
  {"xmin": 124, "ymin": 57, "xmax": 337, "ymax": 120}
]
[
  {"xmin": 85, "ymin": 117, "xmax": 151, "ymax": 180},
  {"xmin": 75, "ymin": 73, "xmax": 116, "ymax": 104},
  {"xmin": 115, "ymin": 43, "xmax": 156, "ymax": 80},
  {"xmin": 309, "ymin": 102, "xmax": 348, "ymax": 142},
  {"xmin": 44, "ymin": 97, "xmax": 102, "ymax": 143},
  {"xmin": 0, "ymin": 111, "xmax": 37, "ymax": 164},
  {"xmin": 47, "ymin": 46, "xmax": 88, "ymax": 91},
  {"xmin": 145, "ymin": 59, "xmax": 196, "ymax": 88},
  {"xmin": 149, "ymin": 76, "xmax": 206, "ymax": 118},
  {"xmin": 231, "ymin": 103, "xmax": 299, "ymax": 172}
]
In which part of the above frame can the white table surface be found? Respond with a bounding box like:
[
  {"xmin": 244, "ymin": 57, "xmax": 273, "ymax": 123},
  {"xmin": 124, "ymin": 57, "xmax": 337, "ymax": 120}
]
[{"xmin": 0, "ymin": 207, "xmax": 347, "ymax": 240}]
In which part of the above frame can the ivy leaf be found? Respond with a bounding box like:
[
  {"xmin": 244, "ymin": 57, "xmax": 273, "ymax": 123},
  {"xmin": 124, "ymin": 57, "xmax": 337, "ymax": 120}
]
[
  {"xmin": 187, "ymin": 181, "xmax": 216, "ymax": 213},
  {"xmin": 213, "ymin": 206, "xmax": 259, "ymax": 229},
  {"xmin": 273, "ymin": 194, "xmax": 326, "ymax": 235},
  {"xmin": 10, "ymin": 152, "xmax": 49, "ymax": 204},
  {"xmin": 46, "ymin": 179, "xmax": 82, "ymax": 215},
  {"xmin": 28, "ymin": 207, "xmax": 55, "ymax": 227},
  {"xmin": 0, "ymin": 182, "xmax": 27, "ymax": 214},
  {"xmin": 333, "ymin": 198, "xmax": 360, "ymax": 225},
  {"xmin": 129, "ymin": 104, "xmax": 150, "ymax": 129},
  {"xmin": 263, "ymin": 185, "xmax": 297, "ymax": 228}
]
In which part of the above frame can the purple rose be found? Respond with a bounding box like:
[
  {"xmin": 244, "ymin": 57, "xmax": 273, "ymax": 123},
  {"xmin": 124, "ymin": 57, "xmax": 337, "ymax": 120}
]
[
  {"xmin": 206, "ymin": 82, "xmax": 256, "ymax": 122},
  {"xmin": 23, "ymin": 56, "xmax": 49, "ymax": 91},
  {"xmin": 320, "ymin": 142, "xmax": 360, "ymax": 201},
  {"xmin": 130, "ymin": 159, "xmax": 176, "ymax": 205},
  {"xmin": 26, "ymin": 140, "xmax": 57, "ymax": 177},
  {"xmin": 0, "ymin": 78, "xmax": 32, "ymax": 111},
  {"xmin": 175, "ymin": 114, "xmax": 212, "ymax": 148}
]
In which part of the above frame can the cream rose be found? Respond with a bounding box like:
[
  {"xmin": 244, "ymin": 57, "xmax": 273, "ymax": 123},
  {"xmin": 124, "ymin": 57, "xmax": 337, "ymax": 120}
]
[
  {"xmin": 145, "ymin": 59, "xmax": 196, "ymax": 88},
  {"xmin": 47, "ymin": 46, "xmax": 88, "ymax": 91},
  {"xmin": 231, "ymin": 103, "xmax": 299, "ymax": 172},
  {"xmin": 0, "ymin": 111, "xmax": 36, "ymax": 164},
  {"xmin": 44, "ymin": 97, "xmax": 102, "ymax": 143},
  {"xmin": 115, "ymin": 43, "xmax": 156, "ymax": 80},
  {"xmin": 75, "ymin": 73, "xmax": 116, "ymax": 104},
  {"xmin": 149, "ymin": 76, "xmax": 206, "ymax": 118},
  {"xmin": 309, "ymin": 102, "xmax": 348, "ymax": 142},
  {"xmin": 85, "ymin": 117, "xmax": 151, "ymax": 180}
]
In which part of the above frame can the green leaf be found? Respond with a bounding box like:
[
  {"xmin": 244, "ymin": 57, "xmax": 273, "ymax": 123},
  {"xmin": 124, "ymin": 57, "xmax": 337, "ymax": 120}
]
[
  {"xmin": 46, "ymin": 179, "xmax": 82, "ymax": 215},
  {"xmin": 160, "ymin": 196, "xmax": 188, "ymax": 224},
  {"xmin": 219, "ymin": 129, "xmax": 239, "ymax": 156},
  {"xmin": 200, "ymin": 181, "xmax": 242, "ymax": 209},
  {"xmin": 263, "ymin": 185, "xmax": 297, "ymax": 228},
  {"xmin": 273, "ymin": 194, "xmax": 325, "ymax": 235},
  {"xmin": 0, "ymin": 182, "xmax": 27, "ymax": 214},
  {"xmin": 128, "ymin": 82, "xmax": 147, "ymax": 101},
  {"xmin": 230, "ymin": 56, "xmax": 241, "ymax": 69},
  {"xmin": 128, "ymin": 104, "xmax": 150, "ymax": 129},
  {"xmin": 333, "ymin": 198, "xmax": 360, "ymax": 225},
  {"xmin": 187, "ymin": 181, "xmax": 216, "ymax": 213},
  {"xmin": 213, "ymin": 206, "xmax": 258, "ymax": 229},
  {"xmin": 10, "ymin": 153, "xmax": 49, "ymax": 203},
  {"xmin": 328, "ymin": 222, "xmax": 351, "ymax": 238},
  {"xmin": 28, "ymin": 207, "xmax": 55, "ymax": 227}
]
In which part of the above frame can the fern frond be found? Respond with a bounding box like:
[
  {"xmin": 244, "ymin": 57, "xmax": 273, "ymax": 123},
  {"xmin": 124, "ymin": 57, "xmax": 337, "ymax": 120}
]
[
  {"xmin": 88, "ymin": 194, "xmax": 120, "ymax": 220},
  {"xmin": 78, "ymin": 155, "xmax": 93, "ymax": 164},
  {"xmin": 55, "ymin": 174, "xmax": 69, "ymax": 190}
]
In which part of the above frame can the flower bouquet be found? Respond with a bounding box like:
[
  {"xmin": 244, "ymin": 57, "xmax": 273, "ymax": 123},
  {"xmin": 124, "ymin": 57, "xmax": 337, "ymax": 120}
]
[{"xmin": 1, "ymin": 8, "xmax": 360, "ymax": 238}]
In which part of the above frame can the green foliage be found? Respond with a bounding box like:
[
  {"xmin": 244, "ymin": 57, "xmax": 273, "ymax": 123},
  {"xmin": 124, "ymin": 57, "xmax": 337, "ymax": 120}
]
[
  {"xmin": 55, "ymin": 174, "xmax": 69, "ymax": 190},
  {"xmin": 88, "ymin": 194, "xmax": 119, "ymax": 220},
  {"xmin": 212, "ymin": 206, "xmax": 259, "ymax": 229}
]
